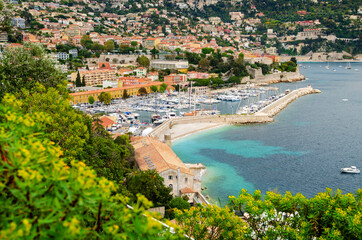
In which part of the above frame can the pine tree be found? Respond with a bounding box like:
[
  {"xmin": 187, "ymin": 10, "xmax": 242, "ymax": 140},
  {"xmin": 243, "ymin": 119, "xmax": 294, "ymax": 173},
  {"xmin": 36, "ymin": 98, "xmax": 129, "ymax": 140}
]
[
  {"xmin": 82, "ymin": 75, "xmax": 86, "ymax": 86},
  {"xmin": 75, "ymin": 71, "xmax": 81, "ymax": 87}
]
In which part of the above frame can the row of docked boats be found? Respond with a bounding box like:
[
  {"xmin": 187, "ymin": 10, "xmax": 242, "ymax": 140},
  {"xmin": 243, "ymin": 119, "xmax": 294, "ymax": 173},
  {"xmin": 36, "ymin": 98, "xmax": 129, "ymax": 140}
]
[{"xmin": 237, "ymin": 93, "xmax": 286, "ymax": 114}]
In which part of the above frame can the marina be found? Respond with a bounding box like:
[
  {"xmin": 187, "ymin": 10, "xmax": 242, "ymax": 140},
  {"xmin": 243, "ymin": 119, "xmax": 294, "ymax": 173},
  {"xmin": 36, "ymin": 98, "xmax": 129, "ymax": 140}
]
[{"xmin": 74, "ymin": 84, "xmax": 300, "ymax": 135}]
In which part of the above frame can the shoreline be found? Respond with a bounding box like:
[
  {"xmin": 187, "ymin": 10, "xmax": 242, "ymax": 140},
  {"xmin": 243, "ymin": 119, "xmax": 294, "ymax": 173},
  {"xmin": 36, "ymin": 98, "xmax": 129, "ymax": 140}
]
[{"xmin": 171, "ymin": 123, "xmax": 227, "ymax": 143}]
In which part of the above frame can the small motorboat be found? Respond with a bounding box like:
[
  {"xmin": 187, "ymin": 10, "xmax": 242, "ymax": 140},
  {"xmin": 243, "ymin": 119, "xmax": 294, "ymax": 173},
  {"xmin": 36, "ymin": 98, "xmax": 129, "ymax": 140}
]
[{"xmin": 341, "ymin": 166, "xmax": 360, "ymax": 174}]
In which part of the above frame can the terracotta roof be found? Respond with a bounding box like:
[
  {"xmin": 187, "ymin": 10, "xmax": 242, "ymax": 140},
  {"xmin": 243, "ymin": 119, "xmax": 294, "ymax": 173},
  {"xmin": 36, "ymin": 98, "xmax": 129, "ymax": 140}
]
[
  {"xmin": 70, "ymin": 82, "xmax": 162, "ymax": 96},
  {"xmin": 180, "ymin": 187, "xmax": 196, "ymax": 194},
  {"xmin": 92, "ymin": 116, "xmax": 115, "ymax": 129},
  {"xmin": 132, "ymin": 137, "xmax": 194, "ymax": 176}
]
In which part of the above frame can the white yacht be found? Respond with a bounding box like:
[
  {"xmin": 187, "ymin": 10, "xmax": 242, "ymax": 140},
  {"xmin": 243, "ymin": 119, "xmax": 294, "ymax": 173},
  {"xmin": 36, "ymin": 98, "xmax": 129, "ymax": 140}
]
[{"xmin": 341, "ymin": 166, "xmax": 360, "ymax": 174}]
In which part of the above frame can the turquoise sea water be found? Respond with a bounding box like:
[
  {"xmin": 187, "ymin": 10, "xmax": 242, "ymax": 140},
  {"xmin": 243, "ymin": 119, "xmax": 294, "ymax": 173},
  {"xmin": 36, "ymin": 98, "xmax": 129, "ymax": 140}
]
[{"xmin": 172, "ymin": 62, "xmax": 362, "ymax": 206}]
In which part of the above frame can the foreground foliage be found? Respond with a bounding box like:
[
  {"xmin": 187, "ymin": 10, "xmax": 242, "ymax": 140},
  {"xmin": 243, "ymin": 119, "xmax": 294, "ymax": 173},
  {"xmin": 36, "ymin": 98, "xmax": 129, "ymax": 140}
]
[
  {"xmin": 229, "ymin": 189, "xmax": 362, "ymax": 239},
  {"xmin": 0, "ymin": 43, "xmax": 65, "ymax": 100},
  {"xmin": 0, "ymin": 95, "xmax": 182, "ymax": 239}
]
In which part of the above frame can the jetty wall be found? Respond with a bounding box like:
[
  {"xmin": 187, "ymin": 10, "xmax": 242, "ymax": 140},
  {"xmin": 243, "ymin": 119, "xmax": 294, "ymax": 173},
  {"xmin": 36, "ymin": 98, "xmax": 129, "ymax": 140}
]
[
  {"xmin": 257, "ymin": 86, "xmax": 321, "ymax": 117},
  {"xmin": 148, "ymin": 114, "xmax": 273, "ymax": 140}
]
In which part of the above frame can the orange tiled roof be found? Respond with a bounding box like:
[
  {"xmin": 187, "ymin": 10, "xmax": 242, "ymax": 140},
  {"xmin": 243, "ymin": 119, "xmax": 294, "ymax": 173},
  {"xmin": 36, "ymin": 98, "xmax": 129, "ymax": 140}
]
[
  {"xmin": 132, "ymin": 137, "xmax": 193, "ymax": 176},
  {"xmin": 70, "ymin": 82, "xmax": 162, "ymax": 96}
]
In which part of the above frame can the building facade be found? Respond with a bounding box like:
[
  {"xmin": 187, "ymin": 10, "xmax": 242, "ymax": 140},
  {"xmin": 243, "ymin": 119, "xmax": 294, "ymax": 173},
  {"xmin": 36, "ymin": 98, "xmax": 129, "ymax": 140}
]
[
  {"xmin": 70, "ymin": 82, "xmax": 162, "ymax": 104},
  {"xmin": 71, "ymin": 69, "xmax": 118, "ymax": 86},
  {"xmin": 164, "ymin": 74, "xmax": 187, "ymax": 86},
  {"xmin": 131, "ymin": 137, "xmax": 208, "ymax": 205},
  {"xmin": 150, "ymin": 60, "xmax": 189, "ymax": 72}
]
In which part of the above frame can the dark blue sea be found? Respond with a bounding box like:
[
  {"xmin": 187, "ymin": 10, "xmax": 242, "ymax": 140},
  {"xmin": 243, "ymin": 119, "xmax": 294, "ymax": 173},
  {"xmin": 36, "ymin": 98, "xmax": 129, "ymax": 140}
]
[{"xmin": 172, "ymin": 62, "xmax": 362, "ymax": 205}]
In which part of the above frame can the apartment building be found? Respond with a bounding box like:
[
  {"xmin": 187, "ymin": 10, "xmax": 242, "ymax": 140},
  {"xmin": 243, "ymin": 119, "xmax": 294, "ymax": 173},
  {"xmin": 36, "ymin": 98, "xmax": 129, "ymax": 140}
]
[
  {"xmin": 164, "ymin": 74, "xmax": 187, "ymax": 86},
  {"xmin": 71, "ymin": 69, "xmax": 117, "ymax": 86},
  {"xmin": 69, "ymin": 82, "xmax": 163, "ymax": 104},
  {"xmin": 150, "ymin": 60, "xmax": 189, "ymax": 72}
]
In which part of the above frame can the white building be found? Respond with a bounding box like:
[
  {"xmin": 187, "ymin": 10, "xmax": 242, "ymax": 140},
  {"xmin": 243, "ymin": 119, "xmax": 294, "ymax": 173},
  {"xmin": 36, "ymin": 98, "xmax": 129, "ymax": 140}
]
[
  {"xmin": 69, "ymin": 49, "xmax": 78, "ymax": 58},
  {"xmin": 132, "ymin": 137, "xmax": 208, "ymax": 205},
  {"xmin": 150, "ymin": 60, "xmax": 189, "ymax": 71},
  {"xmin": 135, "ymin": 67, "xmax": 147, "ymax": 77},
  {"xmin": 11, "ymin": 17, "xmax": 26, "ymax": 29},
  {"xmin": 57, "ymin": 52, "xmax": 69, "ymax": 60}
]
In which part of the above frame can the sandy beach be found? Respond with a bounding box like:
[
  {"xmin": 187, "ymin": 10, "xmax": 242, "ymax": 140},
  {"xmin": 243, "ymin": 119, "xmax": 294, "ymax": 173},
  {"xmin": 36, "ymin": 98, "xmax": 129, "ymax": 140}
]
[{"xmin": 169, "ymin": 122, "xmax": 226, "ymax": 142}]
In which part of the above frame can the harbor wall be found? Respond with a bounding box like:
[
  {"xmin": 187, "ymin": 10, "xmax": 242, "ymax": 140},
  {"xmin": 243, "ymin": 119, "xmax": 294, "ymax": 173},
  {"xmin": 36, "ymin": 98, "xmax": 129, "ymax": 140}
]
[
  {"xmin": 257, "ymin": 86, "xmax": 321, "ymax": 117},
  {"xmin": 148, "ymin": 114, "xmax": 273, "ymax": 140}
]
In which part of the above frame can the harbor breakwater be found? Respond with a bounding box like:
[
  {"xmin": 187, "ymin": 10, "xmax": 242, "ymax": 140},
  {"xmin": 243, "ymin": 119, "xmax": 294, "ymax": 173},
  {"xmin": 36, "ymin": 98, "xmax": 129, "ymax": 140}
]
[
  {"xmin": 148, "ymin": 86, "xmax": 321, "ymax": 141},
  {"xmin": 257, "ymin": 86, "xmax": 321, "ymax": 117}
]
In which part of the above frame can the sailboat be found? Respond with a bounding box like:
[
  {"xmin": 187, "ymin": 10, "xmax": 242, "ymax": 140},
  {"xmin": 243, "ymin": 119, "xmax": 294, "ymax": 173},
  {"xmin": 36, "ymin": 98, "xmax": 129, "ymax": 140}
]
[
  {"xmin": 346, "ymin": 62, "xmax": 351, "ymax": 69},
  {"xmin": 325, "ymin": 62, "xmax": 329, "ymax": 69}
]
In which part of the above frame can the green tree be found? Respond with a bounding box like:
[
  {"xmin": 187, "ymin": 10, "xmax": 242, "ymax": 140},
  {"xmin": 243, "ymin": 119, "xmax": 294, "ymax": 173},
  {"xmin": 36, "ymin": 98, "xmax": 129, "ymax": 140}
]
[
  {"xmin": 81, "ymin": 75, "xmax": 86, "ymax": 86},
  {"xmin": 170, "ymin": 197, "xmax": 190, "ymax": 210},
  {"xmin": 202, "ymin": 47, "xmax": 214, "ymax": 55},
  {"xmin": 75, "ymin": 71, "xmax": 82, "ymax": 87},
  {"xmin": 0, "ymin": 43, "xmax": 65, "ymax": 100},
  {"xmin": 150, "ymin": 85, "xmax": 158, "ymax": 92},
  {"xmin": 80, "ymin": 34, "xmax": 93, "ymax": 49},
  {"xmin": 122, "ymin": 89, "xmax": 129, "ymax": 99},
  {"xmin": 98, "ymin": 92, "xmax": 112, "ymax": 104},
  {"xmin": 0, "ymin": 0, "xmax": 13, "ymax": 34},
  {"xmin": 175, "ymin": 205, "xmax": 250, "ymax": 239},
  {"xmin": 19, "ymin": 84, "xmax": 89, "ymax": 159},
  {"xmin": 78, "ymin": 134, "xmax": 131, "ymax": 184},
  {"xmin": 104, "ymin": 40, "xmax": 115, "ymax": 52},
  {"xmin": 137, "ymin": 55, "xmax": 150, "ymax": 68},
  {"xmin": 160, "ymin": 83, "xmax": 168, "ymax": 93},
  {"xmin": 126, "ymin": 170, "xmax": 173, "ymax": 207},
  {"xmin": 131, "ymin": 41, "xmax": 138, "ymax": 48},
  {"xmin": 88, "ymin": 95, "xmax": 95, "ymax": 104},
  {"xmin": 91, "ymin": 43, "xmax": 104, "ymax": 51},
  {"xmin": 0, "ymin": 94, "xmax": 181, "ymax": 239},
  {"xmin": 175, "ymin": 48, "xmax": 181, "ymax": 55},
  {"xmin": 150, "ymin": 47, "xmax": 159, "ymax": 59},
  {"xmin": 198, "ymin": 58, "xmax": 210, "ymax": 71},
  {"xmin": 229, "ymin": 188, "xmax": 362, "ymax": 239},
  {"xmin": 138, "ymin": 87, "xmax": 148, "ymax": 96},
  {"xmin": 227, "ymin": 76, "xmax": 241, "ymax": 84}
]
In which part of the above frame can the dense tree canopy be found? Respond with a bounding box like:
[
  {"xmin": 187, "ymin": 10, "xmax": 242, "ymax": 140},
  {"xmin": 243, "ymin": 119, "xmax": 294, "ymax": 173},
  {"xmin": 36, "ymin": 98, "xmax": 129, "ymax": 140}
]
[
  {"xmin": 137, "ymin": 55, "xmax": 150, "ymax": 68},
  {"xmin": 0, "ymin": 43, "xmax": 65, "ymax": 100}
]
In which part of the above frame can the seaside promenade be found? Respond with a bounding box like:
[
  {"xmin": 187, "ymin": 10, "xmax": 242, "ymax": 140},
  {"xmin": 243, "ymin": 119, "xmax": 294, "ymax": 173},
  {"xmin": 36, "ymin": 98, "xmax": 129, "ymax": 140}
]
[{"xmin": 147, "ymin": 86, "xmax": 321, "ymax": 143}]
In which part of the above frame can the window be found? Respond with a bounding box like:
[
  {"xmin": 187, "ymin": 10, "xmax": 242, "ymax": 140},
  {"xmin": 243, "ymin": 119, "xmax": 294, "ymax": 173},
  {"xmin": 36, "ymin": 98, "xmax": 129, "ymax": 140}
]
[
  {"xmin": 169, "ymin": 184, "xmax": 173, "ymax": 189},
  {"xmin": 168, "ymin": 175, "xmax": 173, "ymax": 180},
  {"xmin": 185, "ymin": 178, "xmax": 188, "ymax": 183}
]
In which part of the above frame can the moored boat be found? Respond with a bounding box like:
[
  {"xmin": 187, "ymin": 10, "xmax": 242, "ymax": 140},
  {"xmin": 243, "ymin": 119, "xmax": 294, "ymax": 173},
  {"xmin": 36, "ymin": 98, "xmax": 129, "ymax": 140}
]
[{"xmin": 341, "ymin": 166, "xmax": 360, "ymax": 174}]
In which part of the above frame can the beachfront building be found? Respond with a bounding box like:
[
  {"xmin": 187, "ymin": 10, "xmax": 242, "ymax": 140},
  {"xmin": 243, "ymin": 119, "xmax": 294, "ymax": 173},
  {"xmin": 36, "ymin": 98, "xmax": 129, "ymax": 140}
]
[
  {"xmin": 164, "ymin": 74, "xmax": 188, "ymax": 86},
  {"xmin": 70, "ymin": 69, "xmax": 118, "ymax": 86},
  {"xmin": 69, "ymin": 82, "xmax": 163, "ymax": 104},
  {"xmin": 150, "ymin": 60, "xmax": 189, "ymax": 73},
  {"xmin": 131, "ymin": 137, "xmax": 208, "ymax": 205}
]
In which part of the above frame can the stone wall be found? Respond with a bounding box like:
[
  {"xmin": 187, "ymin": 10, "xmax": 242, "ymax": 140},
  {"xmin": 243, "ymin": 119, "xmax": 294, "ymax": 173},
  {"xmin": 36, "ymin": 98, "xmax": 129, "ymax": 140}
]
[
  {"xmin": 147, "ymin": 114, "xmax": 273, "ymax": 140},
  {"xmin": 99, "ymin": 54, "xmax": 152, "ymax": 65},
  {"xmin": 251, "ymin": 71, "xmax": 305, "ymax": 84},
  {"xmin": 257, "ymin": 87, "xmax": 321, "ymax": 117}
]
